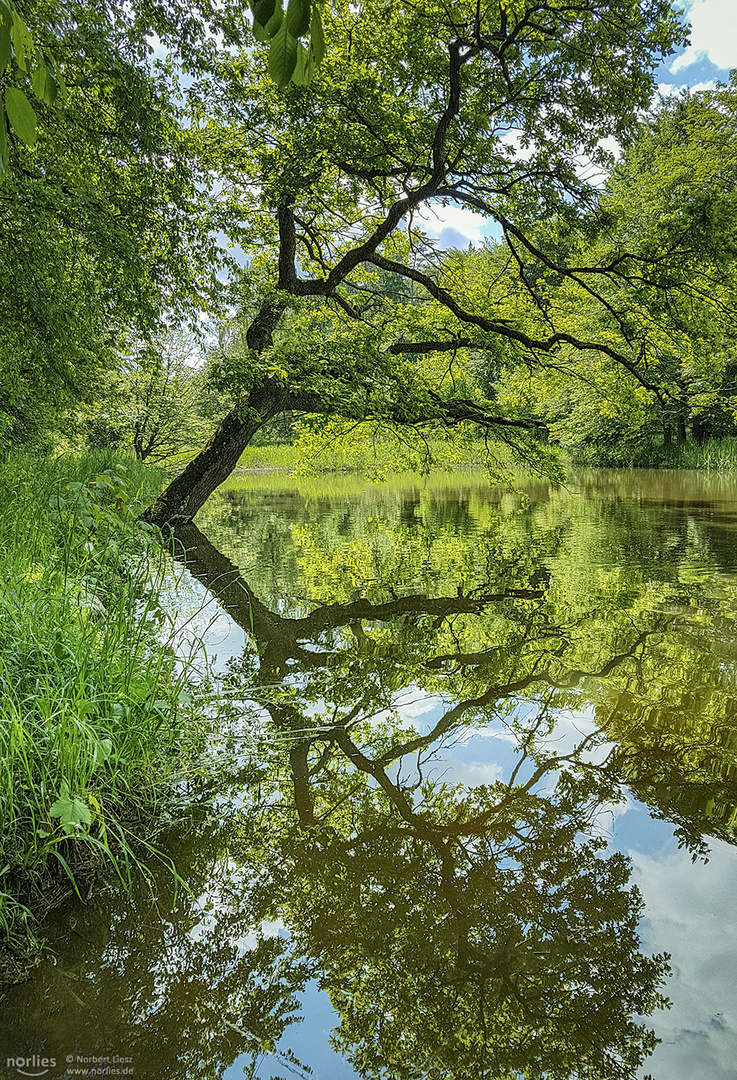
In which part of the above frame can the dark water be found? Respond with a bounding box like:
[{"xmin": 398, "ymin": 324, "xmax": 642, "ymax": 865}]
[{"xmin": 3, "ymin": 468, "xmax": 737, "ymax": 1080}]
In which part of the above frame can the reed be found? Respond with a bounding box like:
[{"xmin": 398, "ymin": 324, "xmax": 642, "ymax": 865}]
[{"xmin": 655, "ymin": 437, "xmax": 737, "ymax": 471}]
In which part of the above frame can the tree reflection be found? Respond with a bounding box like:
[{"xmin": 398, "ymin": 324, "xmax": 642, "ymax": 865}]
[
  {"xmin": 8, "ymin": 500, "xmax": 737, "ymax": 1080},
  {"xmin": 163, "ymin": 522, "xmax": 684, "ymax": 1078}
]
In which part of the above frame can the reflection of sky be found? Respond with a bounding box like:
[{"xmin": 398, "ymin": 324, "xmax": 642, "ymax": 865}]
[
  {"xmin": 396, "ymin": 692, "xmax": 737, "ymax": 1080},
  {"xmin": 224, "ymin": 678, "xmax": 737, "ymax": 1080},
  {"xmin": 173, "ymin": 562, "xmax": 737, "ymax": 1080},
  {"xmin": 627, "ymin": 837, "xmax": 737, "ymax": 1079}
]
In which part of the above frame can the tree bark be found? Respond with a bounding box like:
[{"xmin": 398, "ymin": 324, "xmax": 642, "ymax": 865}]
[{"xmin": 142, "ymin": 379, "xmax": 287, "ymax": 527}]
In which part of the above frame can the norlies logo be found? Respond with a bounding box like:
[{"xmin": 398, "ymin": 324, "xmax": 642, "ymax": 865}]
[{"xmin": 6, "ymin": 1056, "xmax": 56, "ymax": 1077}]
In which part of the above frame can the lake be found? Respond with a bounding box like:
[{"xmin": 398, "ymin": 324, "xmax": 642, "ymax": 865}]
[{"xmin": 2, "ymin": 467, "xmax": 737, "ymax": 1080}]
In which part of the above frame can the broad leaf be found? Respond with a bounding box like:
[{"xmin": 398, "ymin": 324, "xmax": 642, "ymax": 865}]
[
  {"xmin": 263, "ymin": 1, "xmax": 284, "ymax": 39},
  {"xmin": 292, "ymin": 41, "xmax": 309, "ymax": 86},
  {"xmin": 0, "ymin": 111, "xmax": 7, "ymax": 173},
  {"xmin": 268, "ymin": 21, "xmax": 297, "ymax": 87},
  {"xmin": 49, "ymin": 780, "xmax": 92, "ymax": 835},
  {"xmin": 9, "ymin": 12, "xmax": 31, "ymax": 72},
  {"xmin": 5, "ymin": 85, "xmax": 36, "ymax": 144},
  {"xmin": 31, "ymin": 58, "xmax": 46, "ymax": 100},
  {"xmin": 253, "ymin": 0, "xmax": 277, "ymax": 29},
  {"xmin": 310, "ymin": 4, "xmax": 324, "ymax": 65},
  {"xmin": 0, "ymin": 21, "xmax": 11, "ymax": 70},
  {"xmin": 91, "ymin": 737, "xmax": 113, "ymax": 769},
  {"xmin": 252, "ymin": 19, "xmax": 270, "ymax": 43},
  {"xmin": 286, "ymin": 0, "xmax": 310, "ymax": 39}
]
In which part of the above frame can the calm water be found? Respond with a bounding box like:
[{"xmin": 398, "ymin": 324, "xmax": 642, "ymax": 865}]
[{"xmin": 3, "ymin": 468, "xmax": 737, "ymax": 1080}]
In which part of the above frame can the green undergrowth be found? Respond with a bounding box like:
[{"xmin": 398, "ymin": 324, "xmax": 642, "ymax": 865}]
[
  {"xmin": 654, "ymin": 437, "xmax": 737, "ymax": 470},
  {"xmin": 565, "ymin": 435, "xmax": 737, "ymax": 470},
  {"xmin": 0, "ymin": 451, "xmax": 209, "ymax": 973},
  {"xmin": 236, "ymin": 429, "xmax": 493, "ymax": 475}
]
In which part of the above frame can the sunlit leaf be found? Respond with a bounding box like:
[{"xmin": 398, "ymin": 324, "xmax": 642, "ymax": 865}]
[
  {"xmin": 268, "ymin": 21, "xmax": 297, "ymax": 87},
  {"xmin": 292, "ymin": 41, "xmax": 310, "ymax": 86},
  {"xmin": 310, "ymin": 4, "xmax": 324, "ymax": 65},
  {"xmin": 4, "ymin": 85, "xmax": 36, "ymax": 144},
  {"xmin": 31, "ymin": 59, "xmax": 46, "ymax": 100},
  {"xmin": 286, "ymin": 0, "xmax": 310, "ymax": 39}
]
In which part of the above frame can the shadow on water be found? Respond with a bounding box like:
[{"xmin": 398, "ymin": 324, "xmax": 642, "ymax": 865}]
[{"xmin": 4, "ymin": 469, "xmax": 737, "ymax": 1079}]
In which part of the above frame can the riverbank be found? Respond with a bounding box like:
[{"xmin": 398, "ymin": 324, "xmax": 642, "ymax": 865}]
[
  {"xmin": 234, "ymin": 434, "xmax": 737, "ymax": 474},
  {"xmin": 0, "ymin": 452, "xmax": 207, "ymax": 982}
]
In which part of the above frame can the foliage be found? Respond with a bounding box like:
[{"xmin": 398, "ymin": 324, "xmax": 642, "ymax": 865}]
[
  {"xmin": 482, "ymin": 84, "xmax": 737, "ymax": 463},
  {"xmin": 87, "ymin": 333, "xmax": 223, "ymax": 463},
  {"xmin": 0, "ymin": 0, "xmax": 67, "ymax": 172},
  {"xmin": 0, "ymin": 0, "xmax": 224, "ymax": 454},
  {"xmin": 0, "ymin": 452, "xmax": 204, "ymax": 952},
  {"xmin": 248, "ymin": 0, "xmax": 325, "ymax": 87},
  {"xmin": 146, "ymin": 0, "xmax": 691, "ymax": 525}
]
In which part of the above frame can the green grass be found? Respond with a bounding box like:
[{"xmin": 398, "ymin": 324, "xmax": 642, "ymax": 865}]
[
  {"xmin": 654, "ymin": 437, "xmax": 737, "ymax": 471},
  {"xmin": 235, "ymin": 431, "xmax": 492, "ymax": 475},
  {"xmin": 0, "ymin": 451, "xmax": 205, "ymax": 962}
]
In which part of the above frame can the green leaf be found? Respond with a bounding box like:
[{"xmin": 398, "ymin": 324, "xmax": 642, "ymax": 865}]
[
  {"xmin": 9, "ymin": 12, "xmax": 32, "ymax": 72},
  {"xmin": 91, "ymin": 737, "xmax": 113, "ymax": 768},
  {"xmin": 5, "ymin": 85, "xmax": 37, "ymax": 144},
  {"xmin": 52, "ymin": 64, "xmax": 69, "ymax": 105},
  {"xmin": 269, "ymin": 21, "xmax": 298, "ymax": 87},
  {"xmin": 286, "ymin": 0, "xmax": 311, "ymax": 39},
  {"xmin": 49, "ymin": 780, "xmax": 92, "ymax": 835},
  {"xmin": 289, "ymin": 40, "xmax": 306, "ymax": 85},
  {"xmin": 252, "ymin": 19, "xmax": 270, "ymax": 43},
  {"xmin": 0, "ymin": 22, "xmax": 11, "ymax": 70},
  {"xmin": 253, "ymin": 0, "xmax": 277, "ymax": 29},
  {"xmin": 59, "ymin": 74, "xmax": 69, "ymax": 104},
  {"xmin": 41, "ymin": 64, "xmax": 58, "ymax": 106},
  {"xmin": 310, "ymin": 4, "xmax": 324, "ymax": 65},
  {"xmin": 263, "ymin": 2, "xmax": 284, "ymax": 39},
  {"xmin": 31, "ymin": 58, "xmax": 46, "ymax": 101},
  {"xmin": 0, "ymin": 111, "xmax": 7, "ymax": 174}
]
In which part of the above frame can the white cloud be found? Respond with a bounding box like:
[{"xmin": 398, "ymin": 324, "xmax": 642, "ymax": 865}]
[
  {"xmin": 658, "ymin": 79, "xmax": 718, "ymax": 96},
  {"xmin": 438, "ymin": 759, "xmax": 505, "ymax": 786},
  {"xmin": 631, "ymin": 841, "xmax": 737, "ymax": 1080},
  {"xmin": 395, "ymin": 689, "xmax": 443, "ymax": 721},
  {"xmin": 670, "ymin": 0, "xmax": 737, "ymax": 73},
  {"xmin": 500, "ymin": 128, "xmax": 537, "ymax": 162},
  {"xmin": 419, "ymin": 202, "xmax": 489, "ymax": 246}
]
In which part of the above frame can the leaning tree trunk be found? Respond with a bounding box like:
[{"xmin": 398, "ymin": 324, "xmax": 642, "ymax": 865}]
[{"xmin": 142, "ymin": 380, "xmax": 288, "ymax": 528}]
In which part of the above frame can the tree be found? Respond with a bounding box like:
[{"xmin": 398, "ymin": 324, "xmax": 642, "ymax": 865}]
[
  {"xmin": 483, "ymin": 84, "xmax": 737, "ymax": 461},
  {"xmin": 142, "ymin": 0, "xmax": 687, "ymax": 527},
  {"xmin": 0, "ymin": 0, "xmax": 225, "ymax": 450},
  {"xmin": 92, "ymin": 333, "xmax": 216, "ymax": 462}
]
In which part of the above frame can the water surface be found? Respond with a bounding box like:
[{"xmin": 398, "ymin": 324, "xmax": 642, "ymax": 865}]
[{"xmin": 3, "ymin": 468, "xmax": 737, "ymax": 1080}]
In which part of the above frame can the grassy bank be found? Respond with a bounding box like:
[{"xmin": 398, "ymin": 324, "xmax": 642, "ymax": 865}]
[
  {"xmin": 0, "ymin": 452, "xmax": 205, "ymax": 973},
  {"xmin": 653, "ymin": 437, "xmax": 737, "ymax": 470},
  {"xmin": 235, "ymin": 430, "xmax": 492, "ymax": 474},
  {"xmin": 565, "ymin": 436, "xmax": 737, "ymax": 471},
  {"xmin": 236, "ymin": 433, "xmax": 737, "ymax": 477}
]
